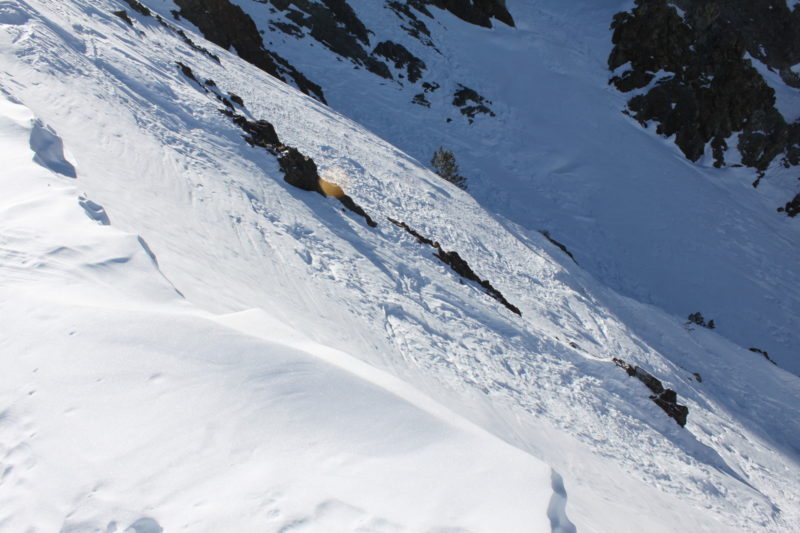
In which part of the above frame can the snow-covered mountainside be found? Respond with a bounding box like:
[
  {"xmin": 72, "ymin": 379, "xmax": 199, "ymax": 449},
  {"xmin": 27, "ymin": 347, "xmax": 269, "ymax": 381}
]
[
  {"xmin": 1, "ymin": 0, "xmax": 799, "ymax": 532},
  {"xmin": 174, "ymin": 0, "xmax": 800, "ymax": 373}
]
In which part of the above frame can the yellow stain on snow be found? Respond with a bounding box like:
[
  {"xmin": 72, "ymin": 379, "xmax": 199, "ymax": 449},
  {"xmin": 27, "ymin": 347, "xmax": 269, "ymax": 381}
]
[
  {"xmin": 319, "ymin": 166, "xmax": 349, "ymax": 198},
  {"xmin": 318, "ymin": 178, "xmax": 345, "ymax": 198}
]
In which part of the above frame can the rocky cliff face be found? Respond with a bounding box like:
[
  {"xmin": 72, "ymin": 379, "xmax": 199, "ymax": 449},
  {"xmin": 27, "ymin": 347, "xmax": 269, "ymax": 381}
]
[
  {"xmin": 609, "ymin": 0, "xmax": 800, "ymax": 186},
  {"xmin": 262, "ymin": 0, "xmax": 395, "ymax": 79},
  {"xmin": 424, "ymin": 0, "xmax": 514, "ymax": 28},
  {"xmin": 173, "ymin": 0, "xmax": 326, "ymax": 102},
  {"xmin": 671, "ymin": 0, "xmax": 800, "ymax": 72},
  {"xmin": 174, "ymin": 0, "xmax": 501, "ymax": 125},
  {"xmin": 174, "ymin": 0, "xmax": 511, "ymax": 91}
]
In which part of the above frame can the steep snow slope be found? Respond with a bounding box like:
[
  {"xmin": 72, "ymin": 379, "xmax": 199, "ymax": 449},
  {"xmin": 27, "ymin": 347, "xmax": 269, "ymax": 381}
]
[
  {"xmin": 221, "ymin": 0, "xmax": 800, "ymax": 373},
  {"xmin": 0, "ymin": 92, "xmax": 560, "ymax": 533},
  {"xmin": 1, "ymin": 1, "xmax": 799, "ymax": 532}
]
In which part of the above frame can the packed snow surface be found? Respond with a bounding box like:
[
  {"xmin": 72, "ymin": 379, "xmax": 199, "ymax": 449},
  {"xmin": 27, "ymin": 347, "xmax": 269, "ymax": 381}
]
[{"xmin": 0, "ymin": 1, "xmax": 798, "ymax": 532}]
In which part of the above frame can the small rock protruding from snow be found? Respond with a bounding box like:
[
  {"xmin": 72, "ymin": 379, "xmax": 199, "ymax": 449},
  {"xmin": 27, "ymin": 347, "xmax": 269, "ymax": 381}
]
[{"xmin": 613, "ymin": 358, "xmax": 689, "ymax": 427}]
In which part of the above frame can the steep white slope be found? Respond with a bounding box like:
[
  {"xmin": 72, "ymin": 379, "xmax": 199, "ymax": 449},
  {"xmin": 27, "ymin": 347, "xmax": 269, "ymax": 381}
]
[
  {"xmin": 0, "ymin": 1, "xmax": 798, "ymax": 532},
  {"xmin": 229, "ymin": 0, "xmax": 800, "ymax": 373},
  {"xmin": 0, "ymin": 93, "xmax": 559, "ymax": 533}
]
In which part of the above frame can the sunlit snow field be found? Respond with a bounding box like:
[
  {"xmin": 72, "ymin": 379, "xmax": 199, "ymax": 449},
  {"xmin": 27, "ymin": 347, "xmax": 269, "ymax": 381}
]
[{"xmin": 0, "ymin": 1, "xmax": 798, "ymax": 532}]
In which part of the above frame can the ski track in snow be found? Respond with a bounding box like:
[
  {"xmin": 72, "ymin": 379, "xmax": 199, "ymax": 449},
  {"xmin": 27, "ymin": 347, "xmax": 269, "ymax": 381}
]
[{"xmin": 0, "ymin": 1, "xmax": 798, "ymax": 532}]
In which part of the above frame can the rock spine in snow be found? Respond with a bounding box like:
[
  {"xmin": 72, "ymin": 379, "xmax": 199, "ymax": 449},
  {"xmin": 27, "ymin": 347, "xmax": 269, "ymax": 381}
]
[
  {"xmin": 387, "ymin": 218, "xmax": 521, "ymax": 315},
  {"xmin": 218, "ymin": 109, "xmax": 377, "ymax": 227},
  {"xmin": 613, "ymin": 358, "xmax": 689, "ymax": 427}
]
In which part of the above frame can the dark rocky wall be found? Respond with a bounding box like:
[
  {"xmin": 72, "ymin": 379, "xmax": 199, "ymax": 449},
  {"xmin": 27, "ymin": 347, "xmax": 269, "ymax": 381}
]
[
  {"xmin": 173, "ymin": 0, "xmax": 326, "ymax": 102},
  {"xmin": 609, "ymin": 0, "xmax": 800, "ymax": 178},
  {"xmin": 262, "ymin": 0, "xmax": 395, "ymax": 79},
  {"xmin": 373, "ymin": 40, "xmax": 426, "ymax": 82},
  {"xmin": 426, "ymin": 0, "xmax": 514, "ymax": 28},
  {"xmin": 671, "ymin": 0, "xmax": 800, "ymax": 71}
]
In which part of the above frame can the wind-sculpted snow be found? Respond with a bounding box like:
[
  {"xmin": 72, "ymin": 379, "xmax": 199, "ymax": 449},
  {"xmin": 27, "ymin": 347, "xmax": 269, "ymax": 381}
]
[
  {"xmin": 29, "ymin": 119, "xmax": 76, "ymax": 177},
  {"xmin": 1, "ymin": 91, "xmax": 555, "ymax": 533},
  {"xmin": 547, "ymin": 470, "xmax": 577, "ymax": 533},
  {"xmin": 0, "ymin": 1, "xmax": 799, "ymax": 532}
]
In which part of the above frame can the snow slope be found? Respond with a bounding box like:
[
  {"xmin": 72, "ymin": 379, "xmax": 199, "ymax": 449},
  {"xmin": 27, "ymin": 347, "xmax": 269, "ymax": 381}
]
[
  {"xmin": 229, "ymin": 0, "xmax": 800, "ymax": 373},
  {"xmin": 0, "ymin": 91, "xmax": 559, "ymax": 533},
  {"xmin": 0, "ymin": 1, "xmax": 799, "ymax": 532}
]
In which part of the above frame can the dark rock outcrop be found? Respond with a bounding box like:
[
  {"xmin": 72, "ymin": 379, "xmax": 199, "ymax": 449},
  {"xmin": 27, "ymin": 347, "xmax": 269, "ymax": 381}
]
[
  {"xmin": 425, "ymin": 0, "xmax": 514, "ymax": 28},
  {"xmin": 749, "ymin": 347, "xmax": 778, "ymax": 365},
  {"xmin": 176, "ymin": 62, "xmax": 199, "ymax": 83},
  {"xmin": 651, "ymin": 389, "xmax": 689, "ymax": 427},
  {"xmin": 778, "ymin": 193, "xmax": 800, "ymax": 217},
  {"xmin": 112, "ymin": 10, "xmax": 133, "ymax": 26},
  {"xmin": 263, "ymin": 0, "xmax": 392, "ymax": 79},
  {"xmin": 687, "ymin": 312, "xmax": 715, "ymax": 329},
  {"xmin": 671, "ymin": 0, "xmax": 800, "ymax": 71},
  {"xmin": 218, "ymin": 108, "xmax": 376, "ymax": 227},
  {"xmin": 278, "ymin": 147, "xmax": 321, "ymax": 192},
  {"xmin": 174, "ymin": 0, "xmax": 325, "ymax": 102},
  {"xmin": 453, "ymin": 84, "xmax": 495, "ymax": 122},
  {"xmin": 412, "ymin": 93, "xmax": 431, "ymax": 107},
  {"xmin": 219, "ymin": 109, "xmax": 281, "ymax": 150},
  {"xmin": 337, "ymin": 195, "xmax": 378, "ymax": 227},
  {"xmin": 613, "ymin": 358, "xmax": 689, "ymax": 427},
  {"xmin": 540, "ymin": 230, "xmax": 577, "ymax": 264},
  {"xmin": 278, "ymin": 147, "xmax": 377, "ymax": 226},
  {"xmin": 264, "ymin": 0, "xmax": 511, "ymax": 84},
  {"xmin": 386, "ymin": 1, "xmax": 435, "ymax": 47},
  {"xmin": 228, "ymin": 93, "xmax": 245, "ymax": 107},
  {"xmin": 609, "ymin": 0, "xmax": 800, "ymax": 176},
  {"xmin": 109, "ymin": 0, "xmax": 220, "ymax": 61},
  {"xmin": 220, "ymin": 110, "xmax": 282, "ymax": 148},
  {"xmin": 388, "ymin": 0, "xmax": 514, "ymax": 30},
  {"xmin": 122, "ymin": 0, "xmax": 151, "ymax": 17},
  {"xmin": 160, "ymin": 17, "xmax": 220, "ymax": 63},
  {"xmin": 373, "ymin": 41, "xmax": 426, "ymax": 82},
  {"xmin": 199, "ymin": 79, "xmax": 240, "ymax": 109},
  {"xmin": 388, "ymin": 218, "xmax": 521, "ymax": 315},
  {"xmin": 241, "ymin": 119, "xmax": 281, "ymax": 148}
]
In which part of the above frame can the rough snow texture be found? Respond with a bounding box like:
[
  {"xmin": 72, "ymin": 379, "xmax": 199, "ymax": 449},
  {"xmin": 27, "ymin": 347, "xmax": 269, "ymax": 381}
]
[
  {"xmin": 1, "ymin": 90, "xmax": 554, "ymax": 533},
  {"xmin": 0, "ymin": 1, "xmax": 798, "ymax": 532},
  {"xmin": 222, "ymin": 0, "xmax": 800, "ymax": 374}
]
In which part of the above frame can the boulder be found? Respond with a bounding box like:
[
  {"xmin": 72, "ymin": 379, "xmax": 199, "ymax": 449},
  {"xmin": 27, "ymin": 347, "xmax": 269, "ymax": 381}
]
[{"xmin": 278, "ymin": 147, "xmax": 322, "ymax": 193}]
